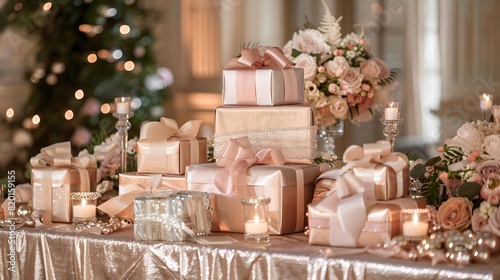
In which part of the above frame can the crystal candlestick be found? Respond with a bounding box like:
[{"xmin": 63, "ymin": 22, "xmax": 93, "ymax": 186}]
[
  {"xmin": 380, "ymin": 101, "xmax": 403, "ymax": 152},
  {"xmin": 113, "ymin": 97, "xmax": 133, "ymax": 174}
]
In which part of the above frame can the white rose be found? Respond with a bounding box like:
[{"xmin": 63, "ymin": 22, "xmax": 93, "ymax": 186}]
[
  {"xmin": 93, "ymin": 133, "xmax": 120, "ymax": 161},
  {"xmin": 338, "ymin": 68, "xmax": 363, "ymax": 94},
  {"xmin": 327, "ymin": 95, "xmax": 348, "ymax": 119},
  {"xmin": 324, "ymin": 56, "xmax": 349, "ymax": 79},
  {"xmin": 293, "ymin": 53, "xmax": 317, "ymax": 81},
  {"xmin": 445, "ymin": 122, "xmax": 484, "ymax": 152},
  {"xmin": 483, "ymin": 135, "xmax": 500, "ymax": 159},
  {"xmin": 291, "ymin": 29, "xmax": 330, "ymax": 56},
  {"xmin": 346, "ymin": 50, "xmax": 356, "ymax": 58},
  {"xmin": 283, "ymin": 40, "xmax": 293, "ymax": 60},
  {"xmin": 304, "ymin": 81, "xmax": 324, "ymax": 102}
]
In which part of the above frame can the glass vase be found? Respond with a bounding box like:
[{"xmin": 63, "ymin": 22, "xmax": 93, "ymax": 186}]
[{"xmin": 317, "ymin": 119, "xmax": 344, "ymax": 161}]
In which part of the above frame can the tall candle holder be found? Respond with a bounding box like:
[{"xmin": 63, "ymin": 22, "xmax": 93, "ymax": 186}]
[
  {"xmin": 380, "ymin": 101, "xmax": 403, "ymax": 152},
  {"xmin": 480, "ymin": 93, "xmax": 493, "ymax": 121},
  {"xmin": 113, "ymin": 97, "xmax": 133, "ymax": 174}
]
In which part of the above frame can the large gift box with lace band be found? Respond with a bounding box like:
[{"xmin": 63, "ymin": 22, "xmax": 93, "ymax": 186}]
[
  {"xmin": 222, "ymin": 46, "xmax": 304, "ymax": 106},
  {"xmin": 213, "ymin": 105, "xmax": 316, "ymax": 164},
  {"xmin": 137, "ymin": 118, "xmax": 207, "ymax": 175},
  {"xmin": 98, "ymin": 172, "xmax": 187, "ymax": 221}
]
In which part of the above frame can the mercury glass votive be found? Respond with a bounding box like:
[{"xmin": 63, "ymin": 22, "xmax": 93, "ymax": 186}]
[
  {"xmin": 241, "ymin": 197, "xmax": 271, "ymax": 243},
  {"xmin": 401, "ymin": 208, "xmax": 429, "ymax": 242},
  {"xmin": 71, "ymin": 192, "xmax": 99, "ymax": 226}
]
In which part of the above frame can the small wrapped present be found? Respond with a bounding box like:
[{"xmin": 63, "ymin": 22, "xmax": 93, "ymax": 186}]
[
  {"xmin": 137, "ymin": 118, "xmax": 207, "ymax": 175},
  {"xmin": 186, "ymin": 137, "xmax": 321, "ymax": 235},
  {"xmin": 134, "ymin": 190, "xmax": 212, "ymax": 242},
  {"xmin": 222, "ymin": 47, "xmax": 304, "ymax": 106},
  {"xmin": 315, "ymin": 140, "xmax": 409, "ymax": 201},
  {"xmin": 30, "ymin": 142, "xmax": 100, "ymax": 223},
  {"xmin": 308, "ymin": 197, "xmax": 418, "ymax": 247},
  {"xmin": 1, "ymin": 184, "xmax": 33, "ymax": 219},
  {"xmin": 213, "ymin": 105, "xmax": 316, "ymax": 164},
  {"xmin": 98, "ymin": 173, "xmax": 187, "ymax": 221}
]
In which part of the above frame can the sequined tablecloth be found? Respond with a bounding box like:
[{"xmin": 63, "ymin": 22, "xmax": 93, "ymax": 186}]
[{"xmin": 1, "ymin": 225, "xmax": 499, "ymax": 280}]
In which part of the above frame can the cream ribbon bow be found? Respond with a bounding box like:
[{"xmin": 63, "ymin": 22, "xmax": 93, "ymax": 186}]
[
  {"xmin": 139, "ymin": 118, "xmax": 202, "ymax": 140},
  {"xmin": 30, "ymin": 141, "xmax": 97, "ymax": 168},
  {"xmin": 224, "ymin": 46, "xmax": 293, "ymax": 70}
]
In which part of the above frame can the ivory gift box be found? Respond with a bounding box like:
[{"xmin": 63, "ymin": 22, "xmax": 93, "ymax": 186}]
[
  {"xmin": 212, "ymin": 105, "xmax": 317, "ymax": 164},
  {"xmin": 185, "ymin": 163, "xmax": 322, "ymax": 235},
  {"xmin": 31, "ymin": 167, "xmax": 99, "ymax": 223},
  {"xmin": 308, "ymin": 197, "xmax": 419, "ymax": 247}
]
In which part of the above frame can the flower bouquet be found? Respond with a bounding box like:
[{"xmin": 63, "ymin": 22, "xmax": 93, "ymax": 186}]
[
  {"xmin": 411, "ymin": 106, "xmax": 500, "ymax": 236},
  {"xmin": 283, "ymin": 0, "xmax": 397, "ymax": 128}
]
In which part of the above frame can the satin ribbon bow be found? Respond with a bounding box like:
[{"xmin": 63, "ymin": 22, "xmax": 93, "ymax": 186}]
[
  {"xmin": 97, "ymin": 174, "xmax": 166, "ymax": 217},
  {"xmin": 30, "ymin": 141, "xmax": 97, "ymax": 168},
  {"xmin": 139, "ymin": 117, "xmax": 202, "ymax": 140},
  {"xmin": 225, "ymin": 46, "xmax": 293, "ymax": 70},
  {"xmin": 214, "ymin": 136, "xmax": 285, "ymax": 196},
  {"xmin": 314, "ymin": 170, "xmax": 376, "ymax": 247},
  {"xmin": 341, "ymin": 140, "xmax": 408, "ymax": 175}
]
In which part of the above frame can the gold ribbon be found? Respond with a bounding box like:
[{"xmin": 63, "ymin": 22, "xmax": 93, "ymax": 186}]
[
  {"xmin": 139, "ymin": 118, "xmax": 202, "ymax": 170},
  {"xmin": 97, "ymin": 174, "xmax": 167, "ymax": 218}
]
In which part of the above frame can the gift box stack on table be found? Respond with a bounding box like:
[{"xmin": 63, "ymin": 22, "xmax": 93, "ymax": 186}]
[
  {"xmin": 96, "ymin": 117, "xmax": 212, "ymax": 241},
  {"xmin": 186, "ymin": 46, "xmax": 322, "ymax": 235},
  {"xmin": 307, "ymin": 140, "xmax": 427, "ymax": 248}
]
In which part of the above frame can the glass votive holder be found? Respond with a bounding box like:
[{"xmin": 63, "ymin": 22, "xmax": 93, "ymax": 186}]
[
  {"xmin": 383, "ymin": 101, "xmax": 401, "ymax": 121},
  {"xmin": 114, "ymin": 96, "xmax": 131, "ymax": 114},
  {"xmin": 400, "ymin": 208, "xmax": 429, "ymax": 242},
  {"xmin": 241, "ymin": 197, "xmax": 271, "ymax": 243},
  {"xmin": 71, "ymin": 192, "xmax": 100, "ymax": 227}
]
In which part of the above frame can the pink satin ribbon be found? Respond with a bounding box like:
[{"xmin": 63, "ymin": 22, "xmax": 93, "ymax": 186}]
[
  {"xmin": 30, "ymin": 142, "xmax": 96, "ymax": 222},
  {"xmin": 224, "ymin": 47, "xmax": 298, "ymax": 105},
  {"xmin": 214, "ymin": 136, "xmax": 285, "ymax": 196}
]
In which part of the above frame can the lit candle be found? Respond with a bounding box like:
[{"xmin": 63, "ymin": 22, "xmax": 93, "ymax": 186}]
[
  {"xmin": 115, "ymin": 97, "xmax": 130, "ymax": 114},
  {"xmin": 402, "ymin": 212, "xmax": 428, "ymax": 237},
  {"xmin": 480, "ymin": 93, "xmax": 493, "ymax": 111},
  {"xmin": 385, "ymin": 107, "xmax": 399, "ymax": 120},
  {"xmin": 244, "ymin": 214, "xmax": 269, "ymax": 234},
  {"xmin": 73, "ymin": 199, "xmax": 96, "ymax": 218}
]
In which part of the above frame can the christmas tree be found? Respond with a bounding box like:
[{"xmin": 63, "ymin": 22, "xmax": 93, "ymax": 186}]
[{"xmin": 0, "ymin": 0, "xmax": 170, "ymax": 182}]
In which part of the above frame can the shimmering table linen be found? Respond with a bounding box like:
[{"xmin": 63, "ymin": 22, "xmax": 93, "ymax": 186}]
[{"xmin": 1, "ymin": 226, "xmax": 499, "ymax": 280}]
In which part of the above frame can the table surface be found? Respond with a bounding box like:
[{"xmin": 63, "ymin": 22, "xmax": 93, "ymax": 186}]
[{"xmin": 1, "ymin": 224, "xmax": 499, "ymax": 280}]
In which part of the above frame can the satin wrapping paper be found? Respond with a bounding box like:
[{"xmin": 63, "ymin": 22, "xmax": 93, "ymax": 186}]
[
  {"xmin": 31, "ymin": 167, "xmax": 98, "ymax": 223},
  {"xmin": 308, "ymin": 198, "xmax": 418, "ymax": 247},
  {"xmin": 137, "ymin": 137, "xmax": 207, "ymax": 175},
  {"xmin": 1, "ymin": 226, "xmax": 499, "ymax": 280},
  {"xmin": 185, "ymin": 163, "xmax": 321, "ymax": 235},
  {"xmin": 134, "ymin": 191, "xmax": 211, "ymax": 241},
  {"xmin": 112, "ymin": 172, "xmax": 188, "ymax": 221},
  {"xmin": 222, "ymin": 68, "xmax": 304, "ymax": 106},
  {"xmin": 213, "ymin": 105, "xmax": 316, "ymax": 164},
  {"xmin": 351, "ymin": 165, "xmax": 409, "ymax": 201}
]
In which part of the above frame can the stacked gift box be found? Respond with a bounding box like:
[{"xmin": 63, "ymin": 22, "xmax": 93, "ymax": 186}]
[
  {"xmin": 185, "ymin": 46, "xmax": 322, "ymax": 235},
  {"xmin": 307, "ymin": 140, "xmax": 427, "ymax": 248},
  {"xmin": 96, "ymin": 118, "xmax": 213, "ymax": 241}
]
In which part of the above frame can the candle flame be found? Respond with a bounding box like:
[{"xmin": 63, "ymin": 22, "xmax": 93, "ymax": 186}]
[
  {"xmin": 254, "ymin": 214, "xmax": 259, "ymax": 224},
  {"xmin": 412, "ymin": 213, "xmax": 419, "ymax": 225}
]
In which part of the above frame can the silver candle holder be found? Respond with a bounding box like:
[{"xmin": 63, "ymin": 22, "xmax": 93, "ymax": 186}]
[
  {"xmin": 380, "ymin": 101, "xmax": 403, "ymax": 152},
  {"xmin": 113, "ymin": 97, "xmax": 133, "ymax": 174}
]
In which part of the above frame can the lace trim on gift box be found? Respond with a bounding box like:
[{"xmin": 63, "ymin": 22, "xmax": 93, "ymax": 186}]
[{"xmin": 213, "ymin": 126, "xmax": 318, "ymax": 160}]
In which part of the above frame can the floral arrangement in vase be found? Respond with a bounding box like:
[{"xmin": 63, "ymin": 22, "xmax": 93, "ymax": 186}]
[
  {"xmin": 283, "ymin": 0, "xmax": 397, "ymax": 128},
  {"xmin": 411, "ymin": 106, "xmax": 500, "ymax": 236}
]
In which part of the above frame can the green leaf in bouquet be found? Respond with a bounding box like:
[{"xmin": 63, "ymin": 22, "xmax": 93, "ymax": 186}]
[
  {"xmin": 410, "ymin": 163, "xmax": 426, "ymax": 179},
  {"xmin": 291, "ymin": 48, "xmax": 302, "ymax": 58},
  {"xmin": 425, "ymin": 156, "xmax": 441, "ymax": 167},
  {"xmin": 457, "ymin": 182, "xmax": 482, "ymax": 200}
]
